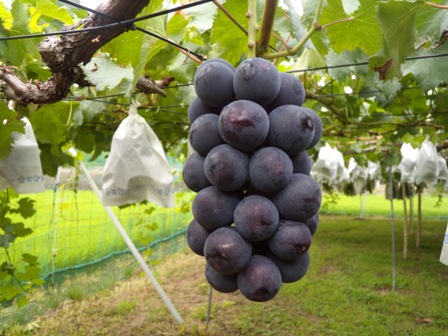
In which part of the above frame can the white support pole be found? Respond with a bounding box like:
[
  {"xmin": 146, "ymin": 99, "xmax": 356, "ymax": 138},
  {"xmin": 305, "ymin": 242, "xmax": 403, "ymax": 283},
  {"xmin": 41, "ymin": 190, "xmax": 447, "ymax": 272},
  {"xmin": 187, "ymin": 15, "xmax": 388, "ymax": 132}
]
[
  {"xmin": 79, "ymin": 162, "xmax": 184, "ymax": 324},
  {"xmin": 359, "ymin": 192, "xmax": 366, "ymax": 219},
  {"xmin": 389, "ymin": 167, "xmax": 396, "ymax": 291}
]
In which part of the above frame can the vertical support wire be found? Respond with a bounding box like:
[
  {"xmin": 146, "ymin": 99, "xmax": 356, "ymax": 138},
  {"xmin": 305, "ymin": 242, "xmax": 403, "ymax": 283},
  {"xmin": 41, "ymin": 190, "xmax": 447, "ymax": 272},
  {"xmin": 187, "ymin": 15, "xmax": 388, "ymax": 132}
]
[
  {"xmin": 389, "ymin": 167, "xmax": 396, "ymax": 291},
  {"xmin": 205, "ymin": 286, "xmax": 213, "ymax": 334},
  {"xmin": 50, "ymin": 167, "xmax": 62, "ymax": 286}
]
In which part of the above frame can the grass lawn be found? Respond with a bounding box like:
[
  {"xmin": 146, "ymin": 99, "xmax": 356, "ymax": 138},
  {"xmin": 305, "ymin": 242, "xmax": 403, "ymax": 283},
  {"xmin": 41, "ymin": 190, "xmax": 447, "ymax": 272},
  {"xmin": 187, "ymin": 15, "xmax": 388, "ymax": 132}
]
[
  {"xmin": 320, "ymin": 192, "xmax": 447, "ymax": 219},
  {"xmin": 6, "ymin": 215, "xmax": 448, "ymax": 336}
]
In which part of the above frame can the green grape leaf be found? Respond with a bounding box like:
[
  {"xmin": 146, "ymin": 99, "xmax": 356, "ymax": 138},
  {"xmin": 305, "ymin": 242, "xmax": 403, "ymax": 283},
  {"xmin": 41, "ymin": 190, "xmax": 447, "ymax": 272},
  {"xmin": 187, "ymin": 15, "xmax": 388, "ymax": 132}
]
[
  {"xmin": 13, "ymin": 222, "xmax": 33, "ymax": 238},
  {"xmin": 79, "ymin": 100, "xmax": 107, "ymax": 122},
  {"xmin": 320, "ymin": 0, "xmax": 382, "ymax": 55},
  {"xmin": 32, "ymin": 278, "xmax": 45, "ymax": 286},
  {"xmin": 326, "ymin": 48, "xmax": 368, "ymax": 81},
  {"xmin": 22, "ymin": 253, "xmax": 39, "ymax": 266},
  {"xmin": 167, "ymin": 51, "xmax": 197, "ymax": 83},
  {"xmin": 0, "ymin": 284, "xmax": 22, "ymax": 300},
  {"xmin": 415, "ymin": 3, "xmax": 448, "ymax": 46},
  {"xmin": 403, "ymin": 45, "xmax": 448, "ymax": 90},
  {"xmin": 0, "ymin": 2, "xmax": 12, "ymax": 29},
  {"xmin": 81, "ymin": 55, "xmax": 134, "ymax": 96},
  {"xmin": 16, "ymin": 295, "xmax": 29, "ymax": 308},
  {"xmin": 38, "ymin": 144, "xmax": 74, "ymax": 177},
  {"xmin": 35, "ymin": 0, "xmax": 74, "ymax": 25},
  {"xmin": 103, "ymin": 0, "xmax": 167, "ymax": 83},
  {"xmin": 272, "ymin": 0, "xmax": 301, "ymax": 52},
  {"xmin": 210, "ymin": 0, "xmax": 248, "ymax": 64},
  {"xmin": 74, "ymin": 129, "xmax": 96, "ymax": 153},
  {"xmin": 0, "ymin": 107, "xmax": 25, "ymax": 160},
  {"xmin": 1, "ymin": 261, "xmax": 15, "ymax": 276},
  {"xmin": 10, "ymin": 1, "xmax": 31, "ymax": 32},
  {"xmin": 134, "ymin": 0, "xmax": 167, "ymax": 87},
  {"xmin": 283, "ymin": 0, "xmax": 303, "ymax": 33},
  {"xmin": 167, "ymin": 12, "xmax": 189, "ymax": 40},
  {"xmin": 25, "ymin": 59, "xmax": 52, "ymax": 80},
  {"xmin": 29, "ymin": 102, "xmax": 69, "ymax": 152},
  {"xmin": 17, "ymin": 264, "xmax": 40, "ymax": 282},
  {"xmin": 5, "ymin": 1, "xmax": 41, "ymax": 65},
  {"xmin": 342, "ymin": 0, "xmax": 361, "ymax": 14},
  {"xmin": 183, "ymin": 1, "xmax": 218, "ymax": 33},
  {"xmin": 374, "ymin": 0, "xmax": 422, "ymax": 79},
  {"xmin": 15, "ymin": 198, "xmax": 36, "ymax": 219},
  {"xmin": 0, "ymin": 222, "xmax": 16, "ymax": 248},
  {"xmin": 292, "ymin": 48, "xmax": 326, "ymax": 71},
  {"xmin": 433, "ymin": 89, "xmax": 448, "ymax": 114},
  {"xmin": 101, "ymin": 30, "xmax": 149, "ymax": 81},
  {"xmin": 375, "ymin": 77, "xmax": 402, "ymax": 100}
]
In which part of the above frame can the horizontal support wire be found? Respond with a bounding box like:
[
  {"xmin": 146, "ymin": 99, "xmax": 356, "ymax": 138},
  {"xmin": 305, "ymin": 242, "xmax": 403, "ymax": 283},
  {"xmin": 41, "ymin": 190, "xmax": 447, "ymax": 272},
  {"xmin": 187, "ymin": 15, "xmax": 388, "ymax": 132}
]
[
  {"xmin": 4, "ymin": 0, "xmax": 447, "ymax": 108},
  {"xmin": 288, "ymin": 52, "xmax": 448, "ymax": 73},
  {"xmin": 0, "ymin": 0, "xmax": 214, "ymax": 41},
  {"xmin": 58, "ymin": 0, "xmax": 205, "ymax": 60},
  {"xmin": 0, "ymin": 0, "xmax": 447, "ymax": 81}
]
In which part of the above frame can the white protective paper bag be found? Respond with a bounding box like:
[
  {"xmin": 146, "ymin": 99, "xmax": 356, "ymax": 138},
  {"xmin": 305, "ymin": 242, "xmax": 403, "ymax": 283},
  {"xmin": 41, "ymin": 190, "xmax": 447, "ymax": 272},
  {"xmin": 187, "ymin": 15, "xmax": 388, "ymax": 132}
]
[
  {"xmin": 101, "ymin": 102, "xmax": 174, "ymax": 207},
  {"xmin": 0, "ymin": 117, "xmax": 45, "ymax": 194},
  {"xmin": 348, "ymin": 157, "xmax": 367, "ymax": 195},
  {"xmin": 414, "ymin": 138, "xmax": 439, "ymax": 187},
  {"xmin": 440, "ymin": 224, "xmax": 448, "ymax": 266},
  {"xmin": 438, "ymin": 156, "xmax": 448, "ymax": 181},
  {"xmin": 397, "ymin": 143, "xmax": 418, "ymax": 183},
  {"xmin": 367, "ymin": 160, "xmax": 381, "ymax": 181},
  {"xmin": 311, "ymin": 143, "xmax": 349, "ymax": 188}
]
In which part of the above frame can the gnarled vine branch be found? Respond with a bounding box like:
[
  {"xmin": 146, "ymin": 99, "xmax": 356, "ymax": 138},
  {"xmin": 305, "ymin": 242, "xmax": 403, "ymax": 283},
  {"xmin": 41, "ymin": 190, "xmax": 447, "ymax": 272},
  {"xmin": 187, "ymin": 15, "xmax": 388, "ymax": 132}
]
[{"xmin": 0, "ymin": 0, "xmax": 169, "ymax": 105}]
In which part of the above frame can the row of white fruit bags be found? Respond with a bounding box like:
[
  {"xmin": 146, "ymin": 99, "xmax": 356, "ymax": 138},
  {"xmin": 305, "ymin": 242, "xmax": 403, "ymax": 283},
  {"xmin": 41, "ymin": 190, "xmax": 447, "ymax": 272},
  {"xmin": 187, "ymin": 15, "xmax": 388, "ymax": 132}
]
[{"xmin": 1, "ymin": 104, "xmax": 174, "ymax": 209}]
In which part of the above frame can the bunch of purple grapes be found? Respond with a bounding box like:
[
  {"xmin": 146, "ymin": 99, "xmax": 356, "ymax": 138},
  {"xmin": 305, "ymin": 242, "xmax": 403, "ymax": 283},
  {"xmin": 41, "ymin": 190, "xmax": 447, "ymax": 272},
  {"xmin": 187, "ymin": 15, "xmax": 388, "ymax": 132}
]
[{"xmin": 183, "ymin": 57, "xmax": 322, "ymax": 302}]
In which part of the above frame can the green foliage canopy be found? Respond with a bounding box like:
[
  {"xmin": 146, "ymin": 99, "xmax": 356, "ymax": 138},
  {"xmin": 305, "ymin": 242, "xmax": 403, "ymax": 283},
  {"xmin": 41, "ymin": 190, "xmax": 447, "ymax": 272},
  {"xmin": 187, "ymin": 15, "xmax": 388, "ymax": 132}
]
[{"xmin": 0, "ymin": 0, "xmax": 446, "ymax": 168}]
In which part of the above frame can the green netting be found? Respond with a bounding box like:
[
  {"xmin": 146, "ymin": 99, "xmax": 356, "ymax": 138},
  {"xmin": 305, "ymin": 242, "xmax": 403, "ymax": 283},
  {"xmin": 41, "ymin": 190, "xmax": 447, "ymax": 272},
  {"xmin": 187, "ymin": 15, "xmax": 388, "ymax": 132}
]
[{"xmin": 0, "ymin": 171, "xmax": 192, "ymax": 330}]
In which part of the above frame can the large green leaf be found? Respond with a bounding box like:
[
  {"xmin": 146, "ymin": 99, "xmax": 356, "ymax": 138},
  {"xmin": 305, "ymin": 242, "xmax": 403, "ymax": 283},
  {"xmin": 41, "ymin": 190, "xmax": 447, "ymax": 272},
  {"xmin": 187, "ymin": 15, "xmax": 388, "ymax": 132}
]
[
  {"xmin": 415, "ymin": 2, "xmax": 448, "ymax": 46},
  {"xmin": 403, "ymin": 44, "xmax": 448, "ymax": 90},
  {"xmin": 374, "ymin": 0, "xmax": 422, "ymax": 79},
  {"xmin": 101, "ymin": 0, "xmax": 166, "ymax": 88},
  {"xmin": 0, "ymin": 107, "xmax": 25, "ymax": 160},
  {"xmin": 82, "ymin": 55, "xmax": 134, "ymax": 95},
  {"xmin": 38, "ymin": 144, "xmax": 74, "ymax": 176},
  {"xmin": 8, "ymin": 198, "xmax": 36, "ymax": 219},
  {"xmin": 292, "ymin": 48, "xmax": 326, "ymax": 71},
  {"xmin": 166, "ymin": 12, "xmax": 190, "ymax": 41},
  {"xmin": 0, "ymin": 221, "xmax": 16, "ymax": 248},
  {"xmin": 209, "ymin": 0, "xmax": 248, "ymax": 64},
  {"xmin": 35, "ymin": 0, "xmax": 74, "ymax": 26},
  {"xmin": 183, "ymin": 1, "xmax": 218, "ymax": 33},
  {"xmin": 5, "ymin": 1, "xmax": 41, "ymax": 65},
  {"xmin": 326, "ymin": 48, "xmax": 368, "ymax": 81},
  {"xmin": 135, "ymin": 0, "xmax": 167, "ymax": 85},
  {"xmin": 0, "ymin": 1, "xmax": 13, "ymax": 29},
  {"xmin": 0, "ymin": 283, "xmax": 23, "ymax": 301},
  {"xmin": 29, "ymin": 102, "xmax": 70, "ymax": 157},
  {"xmin": 320, "ymin": 0, "xmax": 382, "ymax": 56},
  {"xmin": 167, "ymin": 51, "xmax": 197, "ymax": 83}
]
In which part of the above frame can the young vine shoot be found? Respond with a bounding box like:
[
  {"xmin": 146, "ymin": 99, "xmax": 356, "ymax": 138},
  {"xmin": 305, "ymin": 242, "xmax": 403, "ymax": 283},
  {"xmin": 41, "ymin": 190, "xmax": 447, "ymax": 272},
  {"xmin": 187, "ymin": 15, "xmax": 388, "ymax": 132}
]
[{"xmin": 184, "ymin": 57, "xmax": 322, "ymax": 302}]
